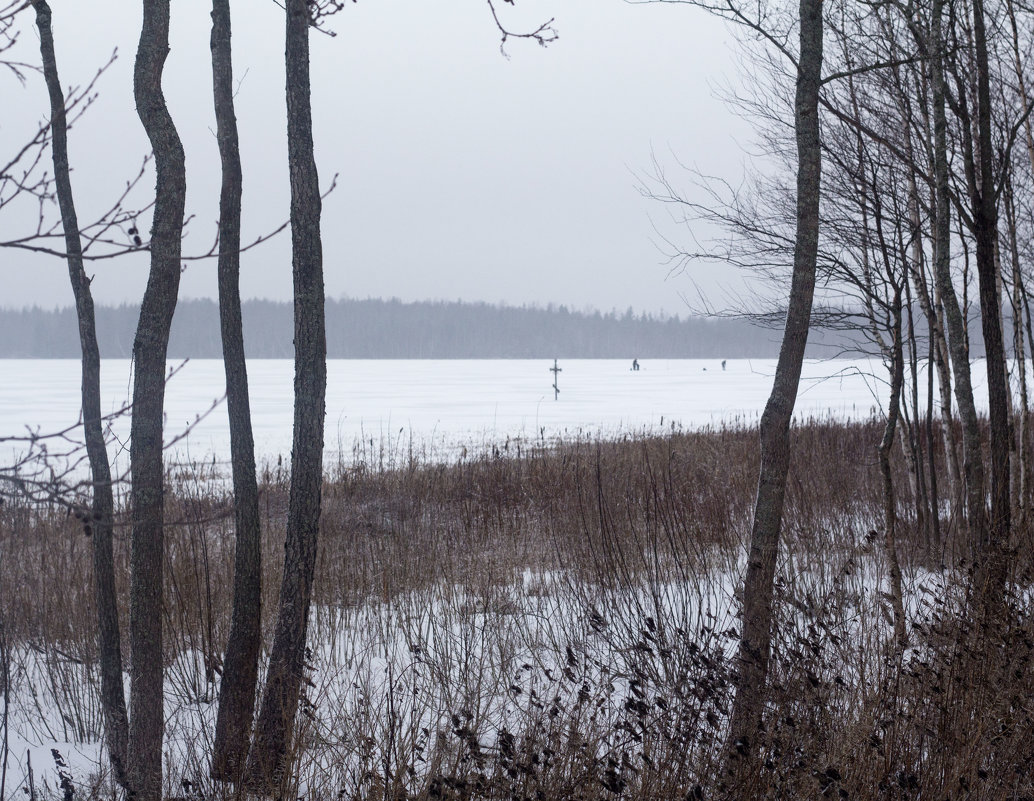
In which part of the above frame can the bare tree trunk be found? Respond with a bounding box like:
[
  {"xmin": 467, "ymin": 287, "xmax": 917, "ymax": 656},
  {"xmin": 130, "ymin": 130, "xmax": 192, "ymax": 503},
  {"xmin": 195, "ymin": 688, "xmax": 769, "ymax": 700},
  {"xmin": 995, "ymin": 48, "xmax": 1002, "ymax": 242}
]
[
  {"xmin": 245, "ymin": 0, "xmax": 327, "ymax": 788},
  {"xmin": 905, "ymin": 282, "xmax": 934, "ymax": 547},
  {"xmin": 994, "ymin": 238, "xmax": 1020, "ymax": 528},
  {"xmin": 1004, "ymin": 174, "xmax": 1028, "ymax": 530},
  {"xmin": 1005, "ymin": 3, "xmax": 1034, "ymax": 523},
  {"xmin": 880, "ymin": 287, "xmax": 908, "ymax": 648},
  {"xmin": 1023, "ymin": 284, "xmax": 1034, "ymax": 542},
  {"xmin": 912, "ymin": 165, "xmax": 961, "ymax": 530},
  {"xmin": 969, "ymin": 0, "xmax": 1010, "ymax": 619},
  {"xmin": 725, "ymin": 0, "xmax": 823, "ymax": 775},
  {"xmin": 901, "ymin": 282, "xmax": 928, "ymax": 538},
  {"xmin": 927, "ymin": 328, "xmax": 942, "ymax": 550},
  {"xmin": 902, "ymin": 165, "xmax": 935, "ymax": 543},
  {"xmin": 1005, "ymin": 0, "xmax": 1034, "ymax": 525},
  {"xmin": 129, "ymin": 1, "xmax": 186, "ymax": 798},
  {"xmin": 933, "ymin": 288, "xmax": 963, "ymax": 513},
  {"xmin": 913, "ymin": 85, "xmax": 963, "ymax": 512},
  {"xmin": 929, "ymin": 0, "xmax": 987, "ymax": 565},
  {"xmin": 32, "ymin": 1, "xmax": 128, "ymax": 785},
  {"xmin": 209, "ymin": 0, "xmax": 263, "ymax": 782},
  {"xmin": 1021, "ymin": 281, "xmax": 1034, "ymax": 525}
]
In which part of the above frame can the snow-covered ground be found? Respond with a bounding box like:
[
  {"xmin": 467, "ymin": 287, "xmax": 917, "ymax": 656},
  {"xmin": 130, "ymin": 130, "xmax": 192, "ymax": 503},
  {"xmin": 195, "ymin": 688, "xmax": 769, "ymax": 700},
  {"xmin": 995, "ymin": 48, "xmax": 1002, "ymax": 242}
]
[
  {"xmin": 1, "ymin": 566, "xmax": 739, "ymax": 799},
  {"xmin": 1, "ymin": 545, "xmax": 961, "ymax": 800}
]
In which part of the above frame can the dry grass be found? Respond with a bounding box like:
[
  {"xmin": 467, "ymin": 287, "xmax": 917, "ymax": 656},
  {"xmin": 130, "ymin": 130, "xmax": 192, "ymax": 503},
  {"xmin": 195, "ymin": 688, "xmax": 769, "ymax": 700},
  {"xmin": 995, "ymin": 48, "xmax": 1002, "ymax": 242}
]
[{"xmin": 2, "ymin": 418, "xmax": 1033, "ymax": 800}]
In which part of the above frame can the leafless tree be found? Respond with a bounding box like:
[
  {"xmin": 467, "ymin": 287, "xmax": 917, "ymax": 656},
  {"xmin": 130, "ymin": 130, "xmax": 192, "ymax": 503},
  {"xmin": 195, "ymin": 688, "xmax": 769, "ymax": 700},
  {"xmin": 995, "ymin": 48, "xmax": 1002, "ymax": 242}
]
[
  {"xmin": 208, "ymin": 0, "xmax": 263, "ymax": 782},
  {"xmin": 128, "ymin": 1, "xmax": 187, "ymax": 798},
  {"xmin": 29, "ymin": 0, "xmax": 129, "ymax": 786},
  {"xmin": 636, "ymin": 0, "xmax": 833, "ymax": 784},
  {"xmin": 244, "ymin": 0, "xmax": 330, "ymax": 786},
  {"xmin": 241, "ymin": 0, "xmax": 557, "ymax": 787},
  {"xmin": 959, "ymin": 0, "xmax": 1012, "ymax": 622},
  {"xmin": 724, "ymin": 0, "xmax": 823, "ymax": 781},
  {"xmin": 631, "ymin": 0, "xmax": 834, "ymax": 783}
]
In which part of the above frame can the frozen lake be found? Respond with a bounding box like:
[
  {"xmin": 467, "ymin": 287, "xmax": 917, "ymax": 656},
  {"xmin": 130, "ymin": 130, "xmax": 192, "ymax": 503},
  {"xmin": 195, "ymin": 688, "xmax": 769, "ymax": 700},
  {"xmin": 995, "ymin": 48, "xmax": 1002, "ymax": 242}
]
[{"xmin": 0, "ymin": 357, "xmax": 982, "ymax": 474}]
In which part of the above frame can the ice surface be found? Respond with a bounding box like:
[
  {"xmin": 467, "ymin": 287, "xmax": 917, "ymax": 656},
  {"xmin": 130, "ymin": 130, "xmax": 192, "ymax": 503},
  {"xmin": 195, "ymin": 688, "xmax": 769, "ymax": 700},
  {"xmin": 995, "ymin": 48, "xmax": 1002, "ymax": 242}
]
[{"xmin": 0, "ymin": 357, "xmax": 953, "ymax": 477}]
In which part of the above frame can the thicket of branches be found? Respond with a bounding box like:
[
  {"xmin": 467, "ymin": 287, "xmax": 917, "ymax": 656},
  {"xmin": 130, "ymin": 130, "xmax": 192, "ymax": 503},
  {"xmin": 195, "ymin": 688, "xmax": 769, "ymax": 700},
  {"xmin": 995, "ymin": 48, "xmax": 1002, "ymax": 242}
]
[{"xmin": 643, "ymin": 0, "xmax": 1034, "ymax": 787}]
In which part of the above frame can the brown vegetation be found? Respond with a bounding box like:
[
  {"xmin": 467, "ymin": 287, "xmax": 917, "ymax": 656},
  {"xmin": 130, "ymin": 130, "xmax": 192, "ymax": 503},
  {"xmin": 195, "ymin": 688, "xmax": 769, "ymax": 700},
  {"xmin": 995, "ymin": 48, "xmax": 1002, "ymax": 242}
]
[{"xmin": 3, "ymin": 419, "xmax": 1032, "ymax": 799}]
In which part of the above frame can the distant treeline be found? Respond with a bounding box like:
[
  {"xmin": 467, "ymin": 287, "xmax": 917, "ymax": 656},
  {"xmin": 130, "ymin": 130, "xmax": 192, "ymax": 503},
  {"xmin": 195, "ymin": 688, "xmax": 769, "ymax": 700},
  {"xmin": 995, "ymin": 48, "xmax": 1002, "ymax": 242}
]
[{"xmin": 0, "ymin": 297, "xmax": 927, "ymax": 359}]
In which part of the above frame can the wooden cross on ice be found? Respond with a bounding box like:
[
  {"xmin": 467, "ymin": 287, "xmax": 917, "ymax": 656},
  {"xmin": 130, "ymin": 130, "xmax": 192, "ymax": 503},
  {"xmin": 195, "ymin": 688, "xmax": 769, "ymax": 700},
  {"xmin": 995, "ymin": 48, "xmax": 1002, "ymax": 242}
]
[{"xmin": 550, "ymin": 358, "xmax": 562, "ymax": 400}]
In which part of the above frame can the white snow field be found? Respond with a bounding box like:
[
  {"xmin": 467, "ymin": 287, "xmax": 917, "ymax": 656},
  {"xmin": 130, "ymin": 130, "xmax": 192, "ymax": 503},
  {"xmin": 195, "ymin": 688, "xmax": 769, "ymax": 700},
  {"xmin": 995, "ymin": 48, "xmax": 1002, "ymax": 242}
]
[{"xmin": 0, "ymin": 356, "xmax": 965, "ymax": 477}]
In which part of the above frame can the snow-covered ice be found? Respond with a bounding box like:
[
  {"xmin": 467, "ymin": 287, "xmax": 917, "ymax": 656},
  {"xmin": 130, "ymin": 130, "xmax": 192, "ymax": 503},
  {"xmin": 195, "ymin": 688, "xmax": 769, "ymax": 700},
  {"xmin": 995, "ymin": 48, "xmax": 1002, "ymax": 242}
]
[{"xmin": 0, "ymin": 357, "xmax": 934, "ymax": 478}]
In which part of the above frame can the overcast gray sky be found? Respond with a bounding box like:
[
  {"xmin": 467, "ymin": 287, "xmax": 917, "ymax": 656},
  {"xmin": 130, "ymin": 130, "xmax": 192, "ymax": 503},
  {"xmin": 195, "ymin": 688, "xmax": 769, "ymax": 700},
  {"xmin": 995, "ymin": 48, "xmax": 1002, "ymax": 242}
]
[{"xmin": 1, "ymin": 0, "xmax": 755, "ymax": 315}]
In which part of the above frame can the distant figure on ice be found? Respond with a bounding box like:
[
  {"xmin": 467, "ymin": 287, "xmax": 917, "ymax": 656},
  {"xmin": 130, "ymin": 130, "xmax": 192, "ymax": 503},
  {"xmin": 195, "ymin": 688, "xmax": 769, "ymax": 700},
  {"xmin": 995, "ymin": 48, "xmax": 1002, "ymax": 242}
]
[
  {"xmin": 632, "ymin": 358, "xmax": 640, "ymax": 371},
  {"xmin": 722, "ymin": 359, "xmax": 727, "ymax": 371}
]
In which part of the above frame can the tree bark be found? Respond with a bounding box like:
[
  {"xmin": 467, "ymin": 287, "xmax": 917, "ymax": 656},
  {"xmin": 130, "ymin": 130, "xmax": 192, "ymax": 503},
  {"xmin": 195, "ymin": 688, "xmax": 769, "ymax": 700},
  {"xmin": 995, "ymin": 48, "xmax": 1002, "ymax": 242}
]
[
  {"xmin": 933, "ymin": 287, "xmax": 963, "ymax": 517},
  {"xmin": 969, "ymin": 0, "xmax": 1010, "ymax": 619},
  {"xmin": 725, "ymin": 0, "xmax": 823, "ymax": 775},
  {"xmin": 903, "ymin": 161, "xmax": 947, "ymax": 546},
  {"xmin": 32, "ymin": 1, "xmax": 129, "ymax": 786},
  {"xmin": 927, "ymin": 326, "xmax": 942, "ymax": 550},
  {"xmin": 880, "ymin": 287, "xmax": 908, "ymax": 648},
  {"xmin": 129, "ymin": 2, "xmax": 186, "ymax": 798},
  {"xmin": 928, "ymin": 0, "xmax": 987, "ymax": 568},
  {"xmin": 245, "ymin": 0, "xmax": 327, "ymax": 788},
  {"xmin": 209, "ymin": 0, "xmax": 263, "ymax": 782},
  {"xmin": 900, "ymin": 287, "xmax": 929, "ymax": 542},
  {"xmin": 913, "ymin": 76, "xmax": 962, "ymax": 512},
  {"xmin": 1004, "ymin": 174, "xmax": 1028, "ymax": 530},
  {"xmin": 1006, "ymin": 0, "xmax": 1034, "ymax": 527}
]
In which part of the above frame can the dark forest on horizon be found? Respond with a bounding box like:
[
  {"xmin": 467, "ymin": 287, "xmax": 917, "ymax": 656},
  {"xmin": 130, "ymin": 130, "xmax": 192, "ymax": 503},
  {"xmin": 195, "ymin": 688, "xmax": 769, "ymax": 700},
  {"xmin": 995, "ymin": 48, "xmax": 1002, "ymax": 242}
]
[{"xmin": 0, "ymin": 296, "xmax": 913, "ymax": 359}]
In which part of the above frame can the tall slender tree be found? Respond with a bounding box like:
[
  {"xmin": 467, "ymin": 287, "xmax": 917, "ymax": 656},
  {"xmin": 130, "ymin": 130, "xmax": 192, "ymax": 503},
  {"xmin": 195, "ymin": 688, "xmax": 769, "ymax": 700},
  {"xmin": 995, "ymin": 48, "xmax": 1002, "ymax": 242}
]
[
  {"xmin": 246, "ymin": 0, "xmax": 328, "ymax": 786},
  {"xmin": 129, "ymin": 1, "xmax": 186, "ymax": 798},
  {"xmin": 725, "ymin": 0, "xmax": 823, "ymax": 778},
  {"xmin": 209, "ymin": 0, "xmax": 263, "ymax": 781},
  {"xmin": 226, "ymin": 4, "xmax": 554, "ymax": 785},
  {"xmin": 923, "ymin": 0, "xmax": 987, "ymax": 565},
  {"xmin": 967, "ymin": 0, "xmax": 1011, "ymax": 619},
  {"xmin": 31, "ymin": 0, "xmax": 128, "ymax": 786}
]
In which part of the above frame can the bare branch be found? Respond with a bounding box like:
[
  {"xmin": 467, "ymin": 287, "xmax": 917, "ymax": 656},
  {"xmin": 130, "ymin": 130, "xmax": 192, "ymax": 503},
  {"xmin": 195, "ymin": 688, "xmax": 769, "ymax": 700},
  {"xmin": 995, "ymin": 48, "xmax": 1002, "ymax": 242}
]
[{"xmin": 486, "ymin": 0, "xmax": 558, "ymax": 57}]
